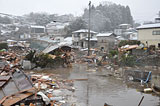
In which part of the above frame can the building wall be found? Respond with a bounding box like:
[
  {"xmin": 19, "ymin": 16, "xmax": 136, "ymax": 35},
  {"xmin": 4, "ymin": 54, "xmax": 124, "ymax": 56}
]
[
  {"xmin": 138, "ymin": 28, "xmax": 160, "ymax": 47},
  {"xmin": 72, "ymin": 32, "xmax": 96, "ymax": 47},
  {"xmin": 47, "ymin": 28, "xmax": 67, "ymax": 37},
  {"xmin": 97, "ymin": 36, "xmax": 115, "ymax": 52},
  {"xmin": 80, "ymin": 33, "xmax": 87, "ymax": 39},
  {"xmin": 30, "ymin": 27, "xmax": 46, "ymax": 38},
  {"xmin": 72, "ymin": 33, "xmax": 80, "ymax": 42},
  {"xmin": 47, "ymin": 28, "xmax": 55, "ymax": 35},
  {"xmin": 129, "ymin": 33, "xmax": 138, "ymax": 40},
  {"xmin": 114, "ymin": 24, "xmax": 131, "ymax": 36},
  {"xmin": 72, "ymin": 33, "xmax": 95, "ymax": 41},
  {"xmin": 83, "ymin": 40, "xmax": 97, "ymax": 48},
  {"xmin": 31, "ymin": 28, "xmax": 45, "ymax": 34},
  {"xmin": 114, "ymin": 29, "xmax": 123, "ymax": 36}
]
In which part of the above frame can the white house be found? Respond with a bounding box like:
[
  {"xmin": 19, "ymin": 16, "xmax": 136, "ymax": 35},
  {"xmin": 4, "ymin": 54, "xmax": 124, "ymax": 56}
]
[
  {"xmin": 114, "ymin": 24, "xmax": 132, "ymax": 38},
  {"xmin": 46, "ymin": 22, "xmax": 69, "ymax": 37},
  {"xmin": 30, "ymin": 25, "xmax": 45, "ymax": 38},
  {"xmin": 124, "ymin": 32, "xmax": 138, "ymax": 40},
  {"xmin": 72, "ymin": 29, "xmax": 97, "ymax": 48}
]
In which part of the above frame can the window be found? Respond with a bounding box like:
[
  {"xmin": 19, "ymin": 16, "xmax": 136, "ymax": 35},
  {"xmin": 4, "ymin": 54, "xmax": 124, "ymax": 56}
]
[
  {"xmin": 101, "ymin": 47, "xmax": 104, "ymax": 51},
  {"xmin": 152, "ymin": 30, "xmax": 160, "ymax": 35},
  {"xmin": 158, "ymin": 43, "xmax": 160, "ymax": 48}
]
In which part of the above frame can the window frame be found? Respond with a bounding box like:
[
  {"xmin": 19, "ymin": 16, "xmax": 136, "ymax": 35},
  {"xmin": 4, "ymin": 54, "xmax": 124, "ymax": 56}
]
[{"xmin": 152, "ymin": 30, "xmax": 160, "ymax": 35}]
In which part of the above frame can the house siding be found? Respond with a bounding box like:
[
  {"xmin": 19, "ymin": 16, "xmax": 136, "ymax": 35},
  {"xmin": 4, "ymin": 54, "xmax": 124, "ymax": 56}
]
[{"xmin": 138, "ymin": 28, "xmax": 160, "ymax": 47}]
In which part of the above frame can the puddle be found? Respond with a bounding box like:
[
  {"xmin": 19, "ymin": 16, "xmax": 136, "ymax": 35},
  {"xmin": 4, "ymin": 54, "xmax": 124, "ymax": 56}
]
[{"xmin": 31, "ymin": 63, "xmax": 160, "ymax": 106}]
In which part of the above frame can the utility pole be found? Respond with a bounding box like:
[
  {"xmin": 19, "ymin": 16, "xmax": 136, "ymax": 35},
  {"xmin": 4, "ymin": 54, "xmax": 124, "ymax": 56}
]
[
  {"xmin": 88, "ymin": 1, "xmax": 91, "ymax": 56},
  {"xmin": 87, "ymin": 2, "xmax": 91, "ymax": 106}
]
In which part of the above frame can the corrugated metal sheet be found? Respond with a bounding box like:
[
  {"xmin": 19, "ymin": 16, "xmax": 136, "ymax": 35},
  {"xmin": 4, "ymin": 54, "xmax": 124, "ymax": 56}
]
[
  {"xmin": 42, "ymin": 42, "xmax": 71, "ymax": 53},
  {"xmin": 0, "ymin": 76, "xmax": 10, "ymax": 88},
  {"xmin": 0, "ymin": 89, "xmax": 4, "ymax": 100},
  {"xmin": 3, "ymin": 80, "xmax": 19, "ymax": 96},
  {"xmin": 12, "ymin": 71, "xmax": 33, "ymax": 90},
  {"xmin": 0, "ymin": 70, "xmax": 33, "ymax": 99},
  {"xmin": 0, "ymin": 82, "xmax": 6, "ymax": 88},
  {"xmin": 0, "ymin": 61, "xmax": 6, "ymax": 69}
]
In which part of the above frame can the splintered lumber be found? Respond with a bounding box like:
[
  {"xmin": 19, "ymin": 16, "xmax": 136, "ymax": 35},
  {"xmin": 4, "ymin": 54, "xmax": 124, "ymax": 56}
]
[{"xmin": 0, "ymin": 88, "xmax": 35, "ymax": 106}]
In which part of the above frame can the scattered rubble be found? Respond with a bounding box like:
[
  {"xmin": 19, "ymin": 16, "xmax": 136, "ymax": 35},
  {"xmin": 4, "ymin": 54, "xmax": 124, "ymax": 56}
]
[
  {"xmin": 0, "ymin": 50, "xmax": 37, "ymax": 106},
  {"xmin": 1, "ymin": 39, "xmax": 160, "ymax": 106},
  {"xmin": 30, "ymin": 72, "xmax": 77, "ymax": 105},
  {"xmin": 0, "ymin": 50, "xmax": 78, "ymax": 106},
  {"xmin": 25, "ymin": 47, "xmax": 75, "ymax": 69}
]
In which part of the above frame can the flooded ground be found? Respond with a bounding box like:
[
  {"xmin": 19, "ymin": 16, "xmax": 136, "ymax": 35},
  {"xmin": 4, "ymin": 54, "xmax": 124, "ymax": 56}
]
[{"xmin": 35, "ymin": 63, "xmax": 160, "ymax": 106}]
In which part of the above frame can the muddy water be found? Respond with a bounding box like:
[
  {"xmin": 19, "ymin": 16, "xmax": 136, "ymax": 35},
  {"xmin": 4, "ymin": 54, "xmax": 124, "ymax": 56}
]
[{"xmin": 42, "ymin": 64, "xmax": 160, "ymax": 106}]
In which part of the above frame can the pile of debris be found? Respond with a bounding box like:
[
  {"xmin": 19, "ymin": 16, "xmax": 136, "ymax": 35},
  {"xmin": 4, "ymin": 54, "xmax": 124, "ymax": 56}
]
[
  {"xmin": 0, "ymin": 51, "xmax": 37, "ymax": 106},
  {"xmin": 25, "ymin": 47, "xmax": 75, "ymax": 69},
  {"xmin": 30, "ymin": 73, "xmax": 76, "ymax": 105},
  {"xmin": 0, "ymin": 50, "xmax": 77, "ymax": 106}
]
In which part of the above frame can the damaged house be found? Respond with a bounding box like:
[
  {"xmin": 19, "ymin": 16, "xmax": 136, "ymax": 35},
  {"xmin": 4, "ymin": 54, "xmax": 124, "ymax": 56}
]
[
  {"xmin": 97, "ymin": 33, "xmax": 116, "ymax": 52},
  {"xmin": 72, "ymin": 29, "xmax": 97, "ymax": 48},
  {"xmin": 42, "ymin": 42, "xmax": 72, "ymax": 54}
]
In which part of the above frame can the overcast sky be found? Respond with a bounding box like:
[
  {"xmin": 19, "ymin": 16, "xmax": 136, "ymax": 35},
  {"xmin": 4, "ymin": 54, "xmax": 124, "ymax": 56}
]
[{"xmin": 0, "ymin": 0, "xmax": 160, "ymax": 22}]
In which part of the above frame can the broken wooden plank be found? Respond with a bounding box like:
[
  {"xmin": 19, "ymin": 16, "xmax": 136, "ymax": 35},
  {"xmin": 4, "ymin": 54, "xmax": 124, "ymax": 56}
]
[
  {"xmin": 0, "ymin": 87, "xmax": 36, "ymax": 105},
  {"xmin": 2, "ymin": 92, "xmax": 33, "ymax": 106}
]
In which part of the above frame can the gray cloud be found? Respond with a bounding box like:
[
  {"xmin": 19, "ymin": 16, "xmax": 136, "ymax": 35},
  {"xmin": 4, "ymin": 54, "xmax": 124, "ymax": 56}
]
[{"xmin": 0, "ymin": 0, "xmax": 159, "ymax": 21}]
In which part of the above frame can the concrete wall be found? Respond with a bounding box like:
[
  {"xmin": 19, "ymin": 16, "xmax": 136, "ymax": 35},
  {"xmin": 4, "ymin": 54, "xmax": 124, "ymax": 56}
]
[
  {"xmin": 138, "ymin": 28, "xmax": 160, "ymax": 47},
  {"xmin": 97, "ymin": 36, "xmax": 115, "ymax": 52},
  {"xmin": 83, "ymin": 40, "xmax": 97, "ymax": 48},
  {"xmin": 47, "ymin": 28, "xmax": 67, "ymax": 36}
]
